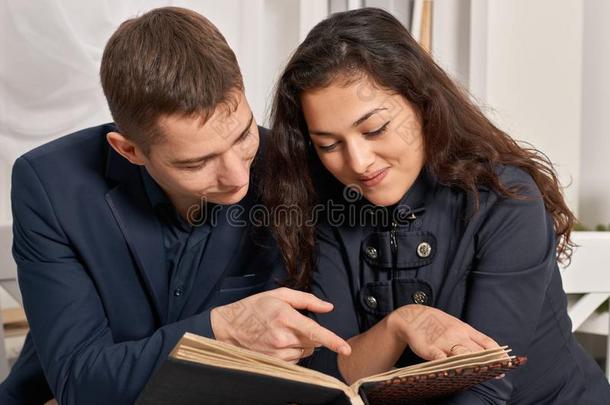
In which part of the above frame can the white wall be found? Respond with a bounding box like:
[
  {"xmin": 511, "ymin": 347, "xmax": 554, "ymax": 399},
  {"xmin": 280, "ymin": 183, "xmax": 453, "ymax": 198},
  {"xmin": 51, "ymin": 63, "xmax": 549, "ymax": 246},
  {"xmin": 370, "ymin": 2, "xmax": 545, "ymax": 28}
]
[
  {"xmin": 579, "ymin": 0, "xmax": 610, "ymax": 228},
  {"xmin": 433, "ymin": 0, "xmax": 587, "ymax": 216},
  {"xmin": 431, "ymin": 0, "xmax": 471, "ymax": 88},
  {"xmin": 481, "ymin": 0, "xmax": 584, "ymax": 213},
  {"xmin": 433, "ymin": 0, "xmax": 587, "ymax": 215}
]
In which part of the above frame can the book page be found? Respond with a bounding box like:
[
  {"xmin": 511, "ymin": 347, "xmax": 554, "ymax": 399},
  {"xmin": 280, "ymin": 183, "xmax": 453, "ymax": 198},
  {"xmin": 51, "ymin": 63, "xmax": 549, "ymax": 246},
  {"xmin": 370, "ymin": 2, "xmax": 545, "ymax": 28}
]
[
  {"xmin": 172, "ymin": 333, "xmax": 360, "ymax": 400},
  {"xmin": 351, "ymin": 346, "xmax": 511, "ymax": 390}
]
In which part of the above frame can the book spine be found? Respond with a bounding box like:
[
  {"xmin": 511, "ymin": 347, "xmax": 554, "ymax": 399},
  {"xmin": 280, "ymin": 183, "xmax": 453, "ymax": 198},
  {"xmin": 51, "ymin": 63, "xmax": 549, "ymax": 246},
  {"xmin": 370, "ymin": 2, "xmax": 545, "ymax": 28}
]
[{"xmin": 349, "ymin": 396, "xmax": 366, "ymax": 405}]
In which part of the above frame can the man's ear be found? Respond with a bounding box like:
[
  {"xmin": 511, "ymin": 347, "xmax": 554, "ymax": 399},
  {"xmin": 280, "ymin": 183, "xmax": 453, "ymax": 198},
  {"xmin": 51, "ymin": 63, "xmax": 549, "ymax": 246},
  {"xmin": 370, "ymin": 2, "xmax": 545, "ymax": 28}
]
[{"xmin": 106, "ymin": 132, "xmax": 146, "ymax": 165}]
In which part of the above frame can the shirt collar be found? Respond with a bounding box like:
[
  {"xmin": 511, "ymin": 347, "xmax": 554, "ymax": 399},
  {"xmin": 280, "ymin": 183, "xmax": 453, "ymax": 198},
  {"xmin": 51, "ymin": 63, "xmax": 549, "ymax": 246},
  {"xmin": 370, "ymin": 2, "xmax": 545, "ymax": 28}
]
[
  {"xmin": 140, "ymin": 166, "xmax": 171, "ymax": 209},
  {"xmin": 140, "ymin": 166, "xmax": 217, "ymax": 229}
]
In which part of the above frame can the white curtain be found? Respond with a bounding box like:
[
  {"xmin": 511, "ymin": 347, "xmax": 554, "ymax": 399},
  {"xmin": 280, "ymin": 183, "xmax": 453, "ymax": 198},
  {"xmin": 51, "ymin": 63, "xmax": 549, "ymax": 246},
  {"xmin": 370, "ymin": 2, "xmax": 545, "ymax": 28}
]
[
  {"xmin": 0, "ymin": 0, "xmax": 299, "ymax": 222},
  {"xmin": 0, "ymin": 0, "xmax": 176, "ymax": 221}
]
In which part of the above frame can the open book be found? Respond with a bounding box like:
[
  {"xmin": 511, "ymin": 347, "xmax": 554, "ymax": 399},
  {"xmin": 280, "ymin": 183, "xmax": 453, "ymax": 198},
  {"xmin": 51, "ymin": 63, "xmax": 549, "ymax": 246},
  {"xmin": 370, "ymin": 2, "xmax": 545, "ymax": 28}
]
[{"xmin": 137, "ymin": 332, "xmax": 526, "ymax": 405}]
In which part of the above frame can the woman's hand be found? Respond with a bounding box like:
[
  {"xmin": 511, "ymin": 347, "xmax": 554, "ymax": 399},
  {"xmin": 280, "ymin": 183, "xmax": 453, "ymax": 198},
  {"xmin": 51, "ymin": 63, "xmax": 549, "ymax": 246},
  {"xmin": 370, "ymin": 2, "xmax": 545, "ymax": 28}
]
[{"xmin": 388, "ymin": 304, "xmax": 499, "ymax": 361}]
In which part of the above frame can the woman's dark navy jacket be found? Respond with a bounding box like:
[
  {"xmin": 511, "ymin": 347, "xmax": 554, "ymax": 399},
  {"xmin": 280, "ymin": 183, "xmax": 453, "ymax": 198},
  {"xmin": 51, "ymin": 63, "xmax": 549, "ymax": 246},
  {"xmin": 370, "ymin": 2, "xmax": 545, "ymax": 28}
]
[{"xmin": 304, "ymin": 165, "xmax": 610, "ymax": 404}]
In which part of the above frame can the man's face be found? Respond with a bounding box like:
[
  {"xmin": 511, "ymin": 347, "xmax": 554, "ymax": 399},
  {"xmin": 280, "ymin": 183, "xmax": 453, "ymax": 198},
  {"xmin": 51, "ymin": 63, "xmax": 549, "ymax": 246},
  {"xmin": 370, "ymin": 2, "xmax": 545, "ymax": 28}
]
[{"xmin": 141, "ymin": 92, "xmax": 259, "ymax": 211}]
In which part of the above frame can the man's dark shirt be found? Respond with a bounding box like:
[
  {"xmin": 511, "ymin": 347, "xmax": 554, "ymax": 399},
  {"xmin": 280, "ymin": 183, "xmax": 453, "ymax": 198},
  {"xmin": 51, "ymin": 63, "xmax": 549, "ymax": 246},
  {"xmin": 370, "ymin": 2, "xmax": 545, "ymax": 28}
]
[{"xmin": 140, "ymin": 167, "xmax": 214, "ymax": 323}]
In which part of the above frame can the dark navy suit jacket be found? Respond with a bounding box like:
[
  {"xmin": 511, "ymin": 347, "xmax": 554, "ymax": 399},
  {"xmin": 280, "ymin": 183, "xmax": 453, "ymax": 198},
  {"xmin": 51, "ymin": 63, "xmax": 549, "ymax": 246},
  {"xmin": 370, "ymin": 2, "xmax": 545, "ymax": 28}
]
[
  {"xmin": 0, "ymin": 123, "xmax": 283, "ymax": 404},
  {"xmin": 307, "ymin": 166, "xmax": 610, "ymax": 404}
]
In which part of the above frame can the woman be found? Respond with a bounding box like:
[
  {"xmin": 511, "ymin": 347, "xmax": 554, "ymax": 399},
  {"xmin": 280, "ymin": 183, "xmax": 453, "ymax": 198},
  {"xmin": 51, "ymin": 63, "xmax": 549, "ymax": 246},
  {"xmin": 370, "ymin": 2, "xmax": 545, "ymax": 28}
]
[{"xmin": 263, "ymin": 7, "xmax": 610, "ymax": 404}]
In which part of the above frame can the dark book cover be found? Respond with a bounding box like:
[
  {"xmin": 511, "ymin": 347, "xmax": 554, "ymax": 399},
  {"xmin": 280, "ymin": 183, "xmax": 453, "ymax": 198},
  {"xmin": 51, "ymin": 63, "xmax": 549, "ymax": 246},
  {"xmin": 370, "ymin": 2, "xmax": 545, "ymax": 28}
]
[{"xmin": 136, "ymin": 358, "xmax": 353, "ymax": 405}]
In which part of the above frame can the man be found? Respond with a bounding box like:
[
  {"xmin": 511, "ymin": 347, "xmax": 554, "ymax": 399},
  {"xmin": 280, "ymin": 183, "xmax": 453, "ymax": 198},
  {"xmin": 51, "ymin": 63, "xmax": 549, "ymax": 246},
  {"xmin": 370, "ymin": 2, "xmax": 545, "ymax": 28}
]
[{"xmin": 0, "ymin": 7, "xmax": 350, "ymax": 404}]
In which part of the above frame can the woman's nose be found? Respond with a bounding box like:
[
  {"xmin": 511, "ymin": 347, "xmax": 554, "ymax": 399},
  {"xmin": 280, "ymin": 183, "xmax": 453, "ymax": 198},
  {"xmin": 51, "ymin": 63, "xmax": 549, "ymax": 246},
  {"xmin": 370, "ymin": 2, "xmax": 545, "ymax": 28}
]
[{"xmin": 346, "ymin": 140, "xmax": 375, "ymax": 175}]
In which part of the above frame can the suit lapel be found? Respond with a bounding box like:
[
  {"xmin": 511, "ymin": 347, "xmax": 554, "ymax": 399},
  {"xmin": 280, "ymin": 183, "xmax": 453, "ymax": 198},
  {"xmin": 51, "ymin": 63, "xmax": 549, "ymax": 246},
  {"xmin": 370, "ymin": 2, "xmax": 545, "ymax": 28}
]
[{"xmin": 105, "ymin": 149, "xmax": 167, "ymax": 324}]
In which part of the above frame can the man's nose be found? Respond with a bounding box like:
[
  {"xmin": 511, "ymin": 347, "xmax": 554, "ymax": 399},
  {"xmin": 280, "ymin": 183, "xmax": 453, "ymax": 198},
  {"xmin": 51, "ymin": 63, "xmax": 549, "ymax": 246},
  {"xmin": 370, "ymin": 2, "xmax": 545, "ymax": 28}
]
[{"xmin": 218, "ymin": 150, "xmax": 250, "ymax": 187}]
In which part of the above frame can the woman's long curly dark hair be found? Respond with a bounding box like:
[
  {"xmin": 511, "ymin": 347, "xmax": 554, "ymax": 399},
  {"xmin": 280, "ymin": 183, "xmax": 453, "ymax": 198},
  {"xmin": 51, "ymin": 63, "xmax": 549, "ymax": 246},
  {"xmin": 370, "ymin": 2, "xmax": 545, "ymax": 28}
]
[{"xmin": 262, "ymin": 7, "xmax": 575, "ymax": 289}]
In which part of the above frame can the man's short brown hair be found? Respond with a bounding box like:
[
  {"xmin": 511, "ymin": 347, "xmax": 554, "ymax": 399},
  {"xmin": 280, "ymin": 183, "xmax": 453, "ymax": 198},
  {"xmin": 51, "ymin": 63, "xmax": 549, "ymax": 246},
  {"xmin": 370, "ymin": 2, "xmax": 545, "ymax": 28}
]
[{"xmin": 100, "ymin": 7, "xmax": 243, "ymax": 149}]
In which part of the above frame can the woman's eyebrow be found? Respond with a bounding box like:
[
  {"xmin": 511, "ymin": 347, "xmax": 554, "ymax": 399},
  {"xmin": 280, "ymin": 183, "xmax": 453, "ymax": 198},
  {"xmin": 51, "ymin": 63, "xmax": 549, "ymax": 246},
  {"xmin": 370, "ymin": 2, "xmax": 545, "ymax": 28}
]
[
  {"xmin": 352, "ymin": 107, "xmax": 387, "ymax": 127},
  {"xmin": 309, "ymin": 107, "xmax": 387, "ymax": 136}
]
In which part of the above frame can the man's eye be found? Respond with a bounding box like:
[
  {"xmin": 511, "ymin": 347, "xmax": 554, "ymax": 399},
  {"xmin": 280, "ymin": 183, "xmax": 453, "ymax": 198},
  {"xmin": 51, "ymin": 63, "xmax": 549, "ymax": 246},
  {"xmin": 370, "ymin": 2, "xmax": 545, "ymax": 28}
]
[
  {"xmin": 182, "ymin": 162, "xmax": 207, "ymax": 171},
  {"xmin": 237, "ymin": 130, "xmax": 251, "ymax": 143}
]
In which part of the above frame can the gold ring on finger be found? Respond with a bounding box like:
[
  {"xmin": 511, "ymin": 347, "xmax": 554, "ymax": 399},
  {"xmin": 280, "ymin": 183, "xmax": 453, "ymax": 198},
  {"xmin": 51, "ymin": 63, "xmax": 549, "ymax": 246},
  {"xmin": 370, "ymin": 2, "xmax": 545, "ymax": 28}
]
[{"xmin": 450, "ymin": 344, "xmax": 463, "ymax": 353}]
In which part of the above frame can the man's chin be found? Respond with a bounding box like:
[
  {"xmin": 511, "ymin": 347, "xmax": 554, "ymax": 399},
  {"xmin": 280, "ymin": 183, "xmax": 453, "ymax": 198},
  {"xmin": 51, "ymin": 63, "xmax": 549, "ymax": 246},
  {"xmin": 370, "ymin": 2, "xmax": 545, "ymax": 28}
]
[{"xmin": 206, "ymin": 185, "xmax": 249, "ymax": 205}]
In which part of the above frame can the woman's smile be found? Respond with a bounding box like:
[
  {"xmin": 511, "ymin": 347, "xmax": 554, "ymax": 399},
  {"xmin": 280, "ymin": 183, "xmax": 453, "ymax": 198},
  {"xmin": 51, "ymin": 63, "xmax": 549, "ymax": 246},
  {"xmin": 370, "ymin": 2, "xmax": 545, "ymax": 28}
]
[{"xmin": 359, "ymin": 167, "xmax": 389, "ymax": 188}]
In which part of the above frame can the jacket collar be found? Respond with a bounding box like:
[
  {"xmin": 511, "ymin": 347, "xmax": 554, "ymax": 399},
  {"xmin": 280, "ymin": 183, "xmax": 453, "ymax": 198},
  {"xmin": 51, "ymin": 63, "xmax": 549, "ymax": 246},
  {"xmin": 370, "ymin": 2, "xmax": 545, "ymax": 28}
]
[{"xmin": 393, "ymin": 166, "xmax": 436, "ymax": 215}]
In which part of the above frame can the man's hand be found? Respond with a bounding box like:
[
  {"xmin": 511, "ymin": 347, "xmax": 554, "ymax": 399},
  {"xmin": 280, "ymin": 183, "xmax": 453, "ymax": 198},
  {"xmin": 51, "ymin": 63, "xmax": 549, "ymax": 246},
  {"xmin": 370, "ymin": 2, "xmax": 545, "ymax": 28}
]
[{"xmin": 210, "ymin": 287, "xmax": 352, "ymax": 363}]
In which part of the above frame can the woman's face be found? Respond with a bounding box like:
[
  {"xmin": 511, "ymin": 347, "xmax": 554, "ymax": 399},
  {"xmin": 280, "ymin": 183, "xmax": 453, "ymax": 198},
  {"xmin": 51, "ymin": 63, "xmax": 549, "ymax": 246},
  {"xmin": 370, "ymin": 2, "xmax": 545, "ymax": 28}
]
[{"xmin": 301, "ymin": 76, "xmax": 425, "ymax": 206}]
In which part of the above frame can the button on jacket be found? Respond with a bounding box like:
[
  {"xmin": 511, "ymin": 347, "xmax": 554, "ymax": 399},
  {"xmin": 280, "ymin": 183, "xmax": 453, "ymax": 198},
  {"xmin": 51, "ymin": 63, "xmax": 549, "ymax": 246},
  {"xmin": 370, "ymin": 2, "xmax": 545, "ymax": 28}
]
[{"xmin": 306, "ymin": 166, "xmax": 610, "ymax": 404}]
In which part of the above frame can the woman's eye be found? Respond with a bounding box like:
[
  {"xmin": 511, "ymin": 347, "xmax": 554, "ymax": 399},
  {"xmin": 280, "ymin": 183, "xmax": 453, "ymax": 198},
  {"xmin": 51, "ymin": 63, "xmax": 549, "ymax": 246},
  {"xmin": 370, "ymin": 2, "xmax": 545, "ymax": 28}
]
[
  {"xmin": 365, "ymin": 121, "xmax": 390, "ymax": 137},
  {"xmin": 319, "ymin": 143, "xmax": 338, "ymax": 152}
]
